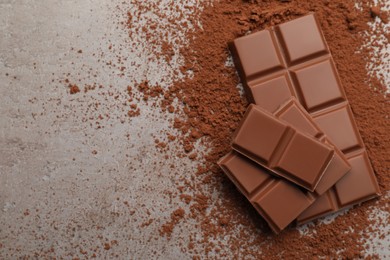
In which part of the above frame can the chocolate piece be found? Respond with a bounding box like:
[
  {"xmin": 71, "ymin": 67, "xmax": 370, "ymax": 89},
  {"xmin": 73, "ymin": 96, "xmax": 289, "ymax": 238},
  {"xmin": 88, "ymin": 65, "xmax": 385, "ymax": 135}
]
[
  {"xmin": 274, "ymin": 99, "xmax": 350, "ymax": 196},
  {"xmin": 229, "ymin": 14, "xmax": 342, "ymax": 113},
  {"xmin": 229, "ymin": 14, "xmax": 380, "ymax": 222},
  {"xmin": 219, "ymin": 99, "xmax": 350, "ymax": 233},
  {"xmin": 219, "ymin": 151, "xmax": 315, "ymax": 233},
  {"xmin": 297, "ymin": 151, "xmax": 379, "ymax": 224},
  {"xmin": 232, "ymin": 104, "xmax": 334, "ymax": 192}
]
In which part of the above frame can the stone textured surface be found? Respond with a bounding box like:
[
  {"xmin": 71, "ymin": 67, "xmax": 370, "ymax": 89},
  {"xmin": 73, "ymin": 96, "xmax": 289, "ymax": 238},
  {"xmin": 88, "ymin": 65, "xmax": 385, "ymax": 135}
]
[{"xmin": 0, "ymin": 0, "xmax": 200, "ymax": 258}]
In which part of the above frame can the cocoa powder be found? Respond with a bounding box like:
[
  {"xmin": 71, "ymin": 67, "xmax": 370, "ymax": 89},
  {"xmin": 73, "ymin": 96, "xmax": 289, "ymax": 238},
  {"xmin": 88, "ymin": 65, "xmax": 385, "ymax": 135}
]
[
  {"xmin": 149, "ymin": 0, "xmax": 389, "ymax": 258},
  {"xmin": 68, "ymin": 84, "xmax": 81, "ymax": 95}
]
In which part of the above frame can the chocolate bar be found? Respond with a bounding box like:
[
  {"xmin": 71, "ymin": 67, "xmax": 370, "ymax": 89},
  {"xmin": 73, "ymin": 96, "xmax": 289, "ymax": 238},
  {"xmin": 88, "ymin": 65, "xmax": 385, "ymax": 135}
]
[
  {"xmin": 219, "ymin": 98, "xmax": 351, "ymax": 233},
  {"xmin": 232, "ymin": 104, "xmax": 334, "ymax": 192},
  {"xmin": 219, "ymin": 151, "xmax": 315, "ymax": 233},
  {"xmin": 229, "ymin": 14, "xmax": 380, "ymax": 222}
]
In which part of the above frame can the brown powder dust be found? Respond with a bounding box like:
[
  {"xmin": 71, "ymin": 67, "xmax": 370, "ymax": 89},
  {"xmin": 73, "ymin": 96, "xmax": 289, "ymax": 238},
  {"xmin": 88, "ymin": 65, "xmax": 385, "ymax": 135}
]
[
  {"xmin": 69, "ymin": 84, "xmax": 81, "ymax": 94},
  {"xmin": 152, "ymin": 0, "xmax": 389, "ymax": 258}
]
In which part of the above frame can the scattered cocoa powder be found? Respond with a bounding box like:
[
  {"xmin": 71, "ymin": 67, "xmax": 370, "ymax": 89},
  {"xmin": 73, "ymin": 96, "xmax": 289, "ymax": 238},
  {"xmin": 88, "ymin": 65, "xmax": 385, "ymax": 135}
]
[
  {"xmin": 159, "ymin": 208, "xmax": 185, "ymax": 238},
  {"xmin": 370, "ymin": 5, "xmax": 389, "ymax": 23},
  {"xmin": 144, "ymin": 0, "xmax": 389, "ymax": 258},
  {"xmin": 140, "ymin": 218, "xmax": 154, "ymax": 228},
  {"xmin": 69, "ymin": 84, "xmax": 80, "ymax": 94},
  {"xmin": 179, "ymin": 194, "xmax": 192, "ymax": 204},
  {"xmin": 103, "ymin": 243, "xmax": 110, "ymax": 250},
  {"xmin": 127, "ymin": 109, "xmax": 140, "ymax": 117}
]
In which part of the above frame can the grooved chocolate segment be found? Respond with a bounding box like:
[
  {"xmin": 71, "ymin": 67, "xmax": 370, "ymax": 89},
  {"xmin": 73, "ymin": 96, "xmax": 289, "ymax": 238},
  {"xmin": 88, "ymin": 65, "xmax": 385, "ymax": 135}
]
[
  {"xmin": 275, "ymin": 101, "xmax": 321, "ymax": 137},
  {"xmin": 231, "ymin": 30, "xmax": 284, "ymax": 80},
  {"xmin": 219, "ymin": 151, "xmax": 314, "ymax": 233},
  {"xmin": 275, "ymin": 133, "xmax": 332, "ymax": 187},
  {"xmin": 315, "ymin": 144, "xmax": 350, "ymax": 196},
  {"xmin": 248, "ymin": 74, "xmax": 294, "ymax": 113},
  {"xmin": 313, "ymin": 105, "xmax": 363, "ymax": 153},
  {"xmin": 274, "ymin": 99, "xmax": 350, "ymax": 196},
  {"xmin": 219, "ymin": 151, "xmax": 271, "ymax": 195},
  {"xmin": 296, "ymin": 190, "xmax": 336, "ymax": 224},
  {"xmin": 297, "ymin": 152, "xmax": 379, "ymax": 224},
  {"xmin": 232, "ymin": 104, "xmax": 334, "ymax": 191},
  {"xmin": 334, "ymin": 152, "xmax": 379, "ymax": 206},
  {"xmin": 290, "ymin": 59, "xmax": 345, "ymax": 112},
  {"xmin": 275, "ymin": 14, "xmax": 328, "ymax": 65},
  {"xmin": 252, "ymin": 180, "xmax": 313, "ymax": 233},
  {"xmin": 229, "ymin": 13, "xmax": 380, "ymax": 223},
  {"xmin": 232, "ymin": 106, "xmax": 290, "ymax": 164}
]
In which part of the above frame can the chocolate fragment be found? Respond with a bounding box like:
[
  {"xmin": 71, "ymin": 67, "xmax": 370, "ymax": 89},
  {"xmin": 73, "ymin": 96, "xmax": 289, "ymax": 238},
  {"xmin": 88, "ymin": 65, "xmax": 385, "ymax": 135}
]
[
  {"xmin": 232, "ymin": 104, "xmax": 334, "ymax": 192},
  {"xmin": 219, "ymin": 151, "xmax": 315, "ymax": 233},
  {"xmin": 297, "ymin": 151, "xmax": 380, "ymax": 224},
  {"xmin": 229, "ymin": 14, "xmax": 380, "ymax": 223},
  {"xmin": 274, "ymin": 99, "xmax": 350, "ymax": 196}
]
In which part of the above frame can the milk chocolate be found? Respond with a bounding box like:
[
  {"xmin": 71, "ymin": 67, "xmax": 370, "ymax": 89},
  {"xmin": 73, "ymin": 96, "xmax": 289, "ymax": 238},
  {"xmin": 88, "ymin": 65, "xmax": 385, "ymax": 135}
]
[
  {"xmin": 274, "ymin": 99, "xmax": 350, "ymax": 196},
  {"xmin": 219, "ymin": 98, "xmax": 351, "ymax": 233},
  {"xmin": 219, "ymin": 151, "xmax": 315, "ymax": 233},
  {"xmin": 229, "ymin": 14, "xmax": 380, "ymax": 222},
  {"xmin": 232, "ymin": 104, "xmax": 334, "ymax": 191}
]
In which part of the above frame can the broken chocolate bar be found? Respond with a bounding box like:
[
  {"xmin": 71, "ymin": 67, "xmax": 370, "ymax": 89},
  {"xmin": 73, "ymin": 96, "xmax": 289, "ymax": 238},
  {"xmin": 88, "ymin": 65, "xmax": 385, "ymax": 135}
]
[
  {"xmin": 232, "ymin": 104, "xmax": 334, "ymax": 192},
  {"xmin": 229, "ymin": 14, "xmax": 380, "ymax": 222}
]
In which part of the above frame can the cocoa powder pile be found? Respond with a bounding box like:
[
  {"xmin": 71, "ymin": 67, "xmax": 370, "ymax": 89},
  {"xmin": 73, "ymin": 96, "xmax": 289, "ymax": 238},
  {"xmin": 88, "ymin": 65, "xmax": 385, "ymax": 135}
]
[{"xmin": 132, "ymin": 0, "xmax": 389, "ymax": 258}]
